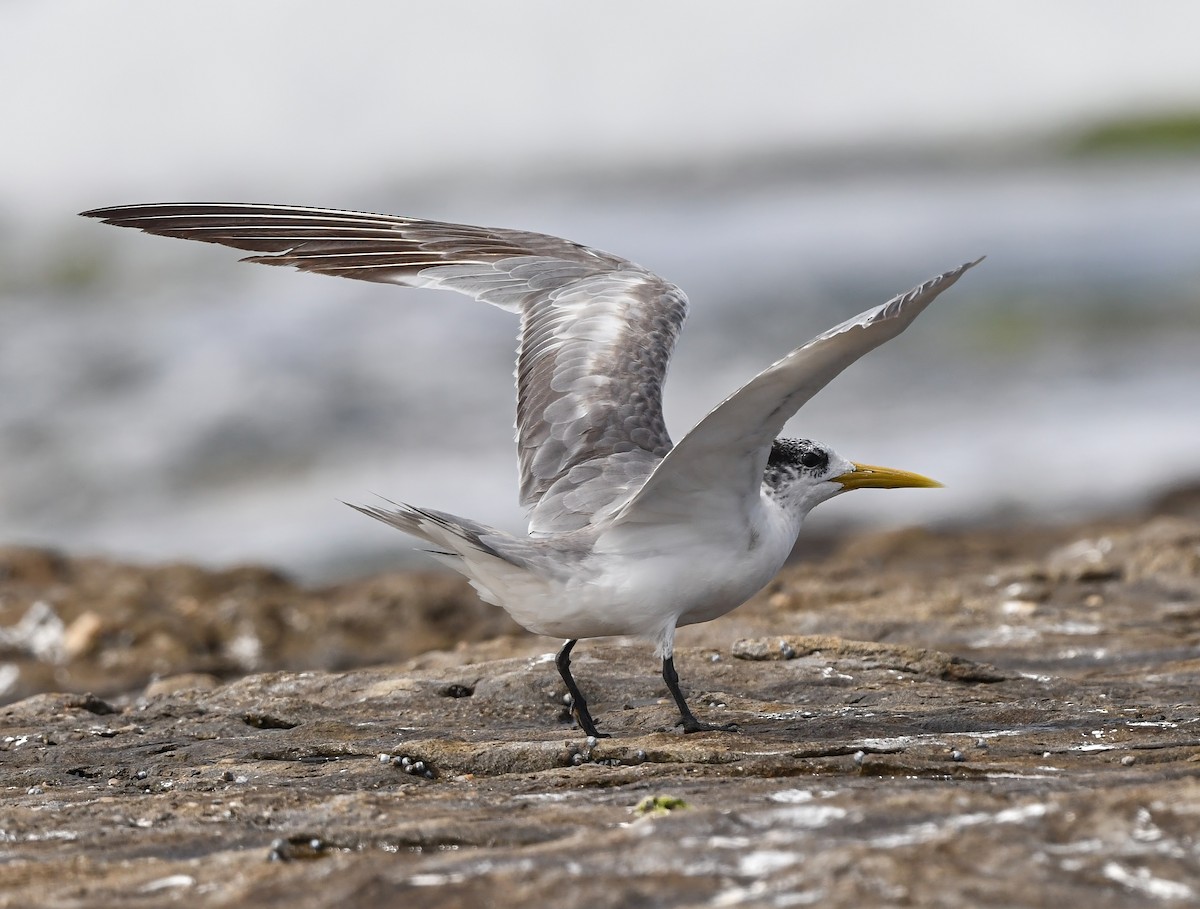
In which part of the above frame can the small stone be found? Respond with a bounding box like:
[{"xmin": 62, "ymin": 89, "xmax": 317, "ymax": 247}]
[
  {"xmin": 1121, "ymin": 755, "xmax": 1137, "ymax": 766},
  {"xmin": 853, "ymin": 751, "xmax": 866, "ymax": 767},
  {"xmin": 1045, "ymin": 537, "xmax": 1120, "ymax": 582},
  {"xmin": 137, "ymin": 874, "xmax": 195, "ymax": 893},
  {"xmin": 731, "ymin": 639, "xmax": 772, "ymax": 661},
  {"xmin": 377, "ymin": 753, "xmax": 390, "ymax": 763},
  {"xmin": 62, "ymin": 611, "xmax": 104, "ymax": 660},
  {"xmin": 143, "ymin": 673, "xmax": 221, "ymax": 698},
  {"xmin": 585, "ymin": 736, "xmax": 597, "ymax": 748},
  {"xmin": 1001, "ymin": 599, "xmax": 1038, "ymax": 617},
  {"xmin": 951, "ymin": 750, "xmax": 965, "ymax": 762}
]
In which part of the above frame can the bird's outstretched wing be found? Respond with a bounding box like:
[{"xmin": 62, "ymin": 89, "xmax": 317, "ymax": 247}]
[
  {"xmin": 613, "ymin": 259, "xmax": 983, "ymax": 525},
  {"xmin": 81, "ymin": 203, "xmax": 689, "ymax": 532}
]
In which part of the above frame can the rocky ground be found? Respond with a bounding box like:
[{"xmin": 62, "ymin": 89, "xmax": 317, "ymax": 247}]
[{"xmin": 1, "ymin": 502, "xmax": 1199, "ymax": 908}]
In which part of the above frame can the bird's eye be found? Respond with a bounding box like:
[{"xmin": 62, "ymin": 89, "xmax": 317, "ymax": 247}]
[{"xmin": 800, "ymin": 450, "xmax": 826, "ymax": 469}]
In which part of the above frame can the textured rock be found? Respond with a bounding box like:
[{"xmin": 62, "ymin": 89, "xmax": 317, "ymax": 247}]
[
  {"xmin": 0, "ymin": 547, "xmax": 525, "ymax": 705},
  {"xmin": 1, "ymin": 514, "xmax": 1199, "ymax": 907}
]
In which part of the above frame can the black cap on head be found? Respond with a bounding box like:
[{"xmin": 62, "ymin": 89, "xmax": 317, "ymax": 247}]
[{"xmin": 768, "ymin": 438, "xmax": 829, "ymax": 473}]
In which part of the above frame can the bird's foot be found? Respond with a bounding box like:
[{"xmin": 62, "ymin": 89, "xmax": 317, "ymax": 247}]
[
  {"xmin": 661, "ymin": 655, "xmax": 738, "ymax": 734},
  {"xmin": 564, "ymin": 694, "xmax": 611, "ymax": 739},
  {"xmin": 575, "ymin": 715, "xmax": 612, "ymax": 739}
]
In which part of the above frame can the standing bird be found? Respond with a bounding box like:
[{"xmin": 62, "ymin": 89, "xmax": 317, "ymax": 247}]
[{"xmin": 82, "ymin": 203, "xmax": 980, "ymax": 737}]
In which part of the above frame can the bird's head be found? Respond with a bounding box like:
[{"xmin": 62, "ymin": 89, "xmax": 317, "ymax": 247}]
[{"xmin": 763, "ymin": 438, "xmax": 942, "ymax": 517}]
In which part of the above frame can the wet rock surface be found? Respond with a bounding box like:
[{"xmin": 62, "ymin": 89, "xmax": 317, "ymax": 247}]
[
  {"xmin": 0, "ymin": 549, "xmax": 523, "ymax": 705},
  {"xmin": 1, "ymin": 514, "xmax": 1198, "ymax": 907}
]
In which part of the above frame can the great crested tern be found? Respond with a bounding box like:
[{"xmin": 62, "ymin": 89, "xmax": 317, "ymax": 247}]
[{"xmin": 82, "ymin": 203, "xmax": 980, "ymax": 737}]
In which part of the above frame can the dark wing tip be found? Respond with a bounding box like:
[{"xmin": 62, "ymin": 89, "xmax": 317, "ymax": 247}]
[
  {"xmin": 79, "ymin": 203, "xmax": 185, "ymax": 222},
  {"xmin": 79, "ymin": 205, "xmax": 121, "ymax": 221}
]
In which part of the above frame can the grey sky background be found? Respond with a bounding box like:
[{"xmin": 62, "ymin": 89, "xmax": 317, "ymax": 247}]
[{"xmin": 5, "ymin": 2, "xmax": 1200, "ymax": 220}]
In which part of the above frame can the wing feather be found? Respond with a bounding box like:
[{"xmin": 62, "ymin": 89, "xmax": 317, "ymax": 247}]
[
  {"xmin": 614, "ymin": 259, "xmax": 984, "ymax": 525},
  {"xmin": 81, "ymin": 203, "xmax": 688, "ymax": 531}
]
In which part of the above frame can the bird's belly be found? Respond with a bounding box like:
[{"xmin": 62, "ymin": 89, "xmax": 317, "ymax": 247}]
[
  {"xmin": 670, "ymin": 544, "xmax": 789, "ymax": 627},
  {"xmin": 522, "ymin": 519, "xmax": 794, "ymax": 640}
]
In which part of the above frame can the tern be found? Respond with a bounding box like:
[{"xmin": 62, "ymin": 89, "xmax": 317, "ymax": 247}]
[{"xmin": 82, "ymin": 203, "xmax": 980, "ymax": 737}]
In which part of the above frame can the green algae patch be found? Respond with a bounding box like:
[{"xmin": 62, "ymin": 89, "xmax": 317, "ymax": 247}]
[{"xmin": 632, "ymin": 795, "xmax": 690, "ymax": 817}]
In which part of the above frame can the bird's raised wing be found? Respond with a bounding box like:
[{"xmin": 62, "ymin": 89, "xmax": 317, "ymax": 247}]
[
  {"xmin": 613, "ymin": 259, "xmax": 983, "ymax": 525},
  {"xmin": 81, "ymin": 204, "xmax": 689, "ymax": 533}
]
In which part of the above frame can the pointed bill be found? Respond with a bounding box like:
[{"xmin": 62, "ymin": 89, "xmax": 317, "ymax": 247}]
[{"xmin": 835, "ymin": 462, "xmax": 943, "ymax": 491}]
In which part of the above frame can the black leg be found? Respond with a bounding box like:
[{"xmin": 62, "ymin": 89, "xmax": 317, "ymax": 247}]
[
  {"xmin": 555, "ymin": 639, "xmax": 609, "ymax": 738},
  {"xmin": 662, "ymin": 655, "xmax": 738, "ymax": 734}
]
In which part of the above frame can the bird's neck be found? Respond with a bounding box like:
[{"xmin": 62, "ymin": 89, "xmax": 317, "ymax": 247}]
[{"xmin": 758, "ymin": 486, "xmax": 810, "ymax": 551}]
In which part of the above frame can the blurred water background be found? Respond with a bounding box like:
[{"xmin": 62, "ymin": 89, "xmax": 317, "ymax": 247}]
[{"xmin": 2, "ymin": 2, "xmax": 1199, "ymax": 581}]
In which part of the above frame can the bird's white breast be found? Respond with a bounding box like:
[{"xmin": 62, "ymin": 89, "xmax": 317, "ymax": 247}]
[{"xmin": 524, "ymin": 493, "xmax": 802, "ymax": 643}]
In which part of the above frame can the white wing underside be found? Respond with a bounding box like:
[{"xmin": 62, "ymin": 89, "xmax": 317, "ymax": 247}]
[
  {"xmin": 81, "ymin": 202, "xmax": 979, "ymax": 536},
  {"xmin": 614, "ymin": 258, "xmax": 983, "ymax": 526},
  {"xmin": 80, "ymin": 203, "xmax": 689, "ymax": 533}
]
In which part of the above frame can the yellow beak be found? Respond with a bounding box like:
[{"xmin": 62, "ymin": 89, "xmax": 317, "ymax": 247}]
[{"xmin": 834, "ymin": 462, "xmax": 943, "ymax": 491}]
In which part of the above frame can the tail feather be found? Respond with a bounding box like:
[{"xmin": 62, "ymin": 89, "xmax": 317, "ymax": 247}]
[
  {"xmin": 346, "ymin": 499, "xmax": 522, "ymax": 566},
  {"xmin": 346, "ymin": 499, "xmax": 556, "ymax": 614},
  {"xmin": 349, "ymin": 499, "xmax": 596, "ymax": 638}
]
